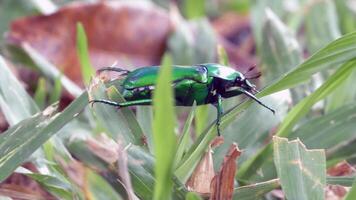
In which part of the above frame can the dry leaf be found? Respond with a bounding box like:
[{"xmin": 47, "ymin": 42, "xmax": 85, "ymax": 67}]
[
  {"xmin": 327, "ymin": 160, "xmax": 356, "ymax": 176},
  {"xmin": 116, "ymin": 142, "xmax": 139, "ymax": 200},
  {"xmin": 210, "ymin": 143, "xmax": 241, "ymax": 200},
  {"xmin": 186, "ymin": 147, "xmax": 215, "ymax": 196},
  {"xmin": 86, "ymin": 134, "xmax": 119, "ymax": 164},
  {"xmin": 7, "ymin": 1, "xmax": 172, "ymax": 84},
  {"xmin": 0, "ymin": 163, "xmax": 55, "ymax": 200},
  {"xmin": 186, "ymin": 137, "xmax": 224, "ymax": 196}
]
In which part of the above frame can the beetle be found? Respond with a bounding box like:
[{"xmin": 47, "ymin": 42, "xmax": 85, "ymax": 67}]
[{"xmin": 90, "ymin": 63, "xmax": 275, "ymax": 136}]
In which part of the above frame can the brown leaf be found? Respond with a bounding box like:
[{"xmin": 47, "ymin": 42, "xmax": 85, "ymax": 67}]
[
  {"xmin": 86, "ymin": 134, "xmax": 119, "ymax": 164},
  {"xmin": 210, "ymin": 143, "xmax": 241, "ymax": 200},
  {"xmin": 325, "ymin": 185, "xmax": 348, "ymax": 200},
  {"xmin": 327, "ymin": 160, "xmax": 356, "ymax": 176},
  {"xmin": 7, "ymin": 1, "xmax": 172, "ymax": 84},
  {"xmin": 186, "ymin": 137, "xmax": 224, "ymax": 196},
  {"xmin": 116, "ymin": 142, "xmax": 139, "ymax": 200},
  {"xmin": 0, "ymin": 163, "xmax": 55, "ymax": 200},
  {"xmin": 186, "ymin": 146, "xmax": 215, "ymax": 196}
]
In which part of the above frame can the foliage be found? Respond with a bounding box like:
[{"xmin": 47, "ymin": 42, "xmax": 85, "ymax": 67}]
[{"xmin": 0, "ymin": 0, "xmax": 356, "ymax": 199}]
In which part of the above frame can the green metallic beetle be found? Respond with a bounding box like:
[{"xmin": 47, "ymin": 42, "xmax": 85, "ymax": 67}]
[{"xmin": 90, "ymin": 63, "xmax": 275, "ymax": 136}]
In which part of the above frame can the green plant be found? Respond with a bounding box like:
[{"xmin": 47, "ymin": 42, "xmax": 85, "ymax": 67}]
[{"xmin": 1, "ymin": 0, "xmax": 356, "ymax": 199}]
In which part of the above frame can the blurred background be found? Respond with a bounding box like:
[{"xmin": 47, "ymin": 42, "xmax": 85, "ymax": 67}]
[{"xmin": 0, "ymin": 0, "xmax": 356, "ymax": 199}]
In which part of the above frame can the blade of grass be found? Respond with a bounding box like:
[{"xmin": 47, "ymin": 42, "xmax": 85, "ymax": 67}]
[
  {"xmin": 183, "ymin": 0, "xmax": 205, "ymax": 19},
  {"xmin": 0, "ymin": 55, "xmax": 38, "ymax": 124},
  {"xmin": 0, "ymin": 92, "xmax": 88, "ymax": 181},
  {"xmin": 327, "ymin": 176, "xmax": 356, "ymax": 187},
  {"xmin": 233, "ymin": 179, "xmax": 279, "ymax": 200},
  {"xmin": 175, "ymin": 104, "xmax": 196, "ymax": 167},
  {"xmin": 289, "ymin": 103, "xmax": 356, "ymax": 151},
  {"xmin": 152, "ymin": 54, "xmax": 177, "ymax": 200},
  {"xmin": 185, "ymin": 192, "xmax": 202, "ymax": 200},
  {"xmin": 49, "ymin": 75, "xmax": 63, "ymax": 104},
  {"xmin": 344, "ymin": 179, "xmax": 356, "ymax": 200},
  {"xmin": 107, "ymin": 87, "xmax": 146, "ymax": 147},
  {"xmin": 89, "ymin": 83, "xmax": 136, "ymax": 144},
  {"xmin": 305, "ymin": 0, "xmax": 340, "ymax": 54},
  {"xmin": 68, "ymin": 140, "xmax": 187, "ymax": 200},
  {"xmin": 137, "ymin": 106, "xmax": 153, "ymax": 150},
  {"xmin": 76, "ymin": 22, "xmax": 95, "ymax": 85},
  {"xmin": 34, "ymin": 77, "xmax": 47, "ymax": 109},
  {"xmin": 86, "ymin": 169, "xmax": 123, "ymax": 200},
  {"xmin": 15, "ymin": 167, "xmax": 75, "ymax": 200}
]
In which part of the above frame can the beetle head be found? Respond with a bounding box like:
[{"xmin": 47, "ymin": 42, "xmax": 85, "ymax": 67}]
[{"xmin": 235, "ymin": 75, "xmax": 258, "ymax": 94}]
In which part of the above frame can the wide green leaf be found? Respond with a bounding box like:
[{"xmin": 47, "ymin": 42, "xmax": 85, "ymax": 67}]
[
  {"xmin": 289, "ymin": 103, "xmax": 356, "ymax": 157},
  {"xmin": 0, "ymin": 55, "xmax": 38, "ymax": 125},
  {"xmin": 0, "ymin": 92, "xmax": 88, "ymax": 181},
  {"xmin": 152, "ymin": 54, "xmax": 177, "ymax": 200},
  {"xmin": 273, "ymin": 137, "xmax": 326, "ymax": 200},
  {"xmin": 233, "ymin": 179, "xmax": 279, "ymax": 200}
]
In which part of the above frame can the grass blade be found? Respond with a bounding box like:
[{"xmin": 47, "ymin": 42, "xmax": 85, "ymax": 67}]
[
  {"xmin": 327, "ymin": 176, "xmax": 356, "ymax": 187},
  {"xmin": 89, "ymin": 82, "xmax": 138, "ymax": 144},
  {"xmin": 76, "ymin": 22, "xmax": 95, "ymax": 85},
  {"xmin": 0, "ymin": 55, "xmax": 38, "ymax": 124},
  {"xmin": 175, "ymin": 104, "xmax": 196, "ymax": 167},
  {"xmin": 273, "ymin": 136, "xmax": 326, "ymax": 200},
  {"xmin": 137, "ymin": 106, "xmax": 153, "ymax": 149},
  {"xmin": 260, "ymin": 31, "xmax": 356, "ymax": 96},
  {"xmin": 183, "ymin": 0, "xmax": 205, "ymax": 19},
  {"xmin": 344, "ymin": 179, "xmax": 356, "ymax": 200},
  {"xmin": 233, "ymin": 179, "xmax": 279, "ymax": 200},
  {"xmin": 34, "ymin": 77, "xmax": 47, "ymax": 109},
  {"xmin": 152, "ymin": 54, "xmax": 177, "ymax": 200},
  {"xmin": 0, "ymin": 92, "xmax": 88, "ymax": 181}
]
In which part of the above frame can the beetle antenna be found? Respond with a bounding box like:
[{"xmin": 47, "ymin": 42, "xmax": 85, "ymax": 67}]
[
  {"xmin": 242, "ymin": 90, "xmax": 275, "ymax": 114},
  {"xmin": 246, "ymin": 72, "xmax": 261, "ymax": 79},
  {"xmin": 243, "ymin": 64, "xmax": 256, "ymax": 75}
]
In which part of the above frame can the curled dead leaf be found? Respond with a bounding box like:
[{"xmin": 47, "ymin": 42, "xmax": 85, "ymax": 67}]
[
  {"xmin": 210, "ymin": 143, "xmax": 241, "ymax": 200},
  {"xmin": 186, "ymin": 137, "xmax": 224, "ymax": 196},
  {"xmin": 327, "ymin": 161, "xmax": 356, "ymax": 176},
  {"xmin": 7, "ymin": 1, "xmax": 172, "ymax": 84}
]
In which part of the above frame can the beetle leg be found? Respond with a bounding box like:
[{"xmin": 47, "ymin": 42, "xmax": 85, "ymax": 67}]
[
  {"xmin": 213, "ymin": 94, "xmax": 223, "ymax": 136},
  {"xmin": 221, "ymin": 88, "xmax": 275, "ymax": 114},
  {"xmin": 241, "ymin": 90, "xmax": 275, "ymax": 114},
  {"xmin": 90, "ymin": 99, "xmax": 152, "ymax": 108},
  {"xmin": 97, "ymin": 67, "xmax": 131, "ymax": 75}
]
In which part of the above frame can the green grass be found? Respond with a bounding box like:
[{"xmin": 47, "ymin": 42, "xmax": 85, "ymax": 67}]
[{"xmin": 1, "ymin": 1, "xmax": 356, "ymax": 199}]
